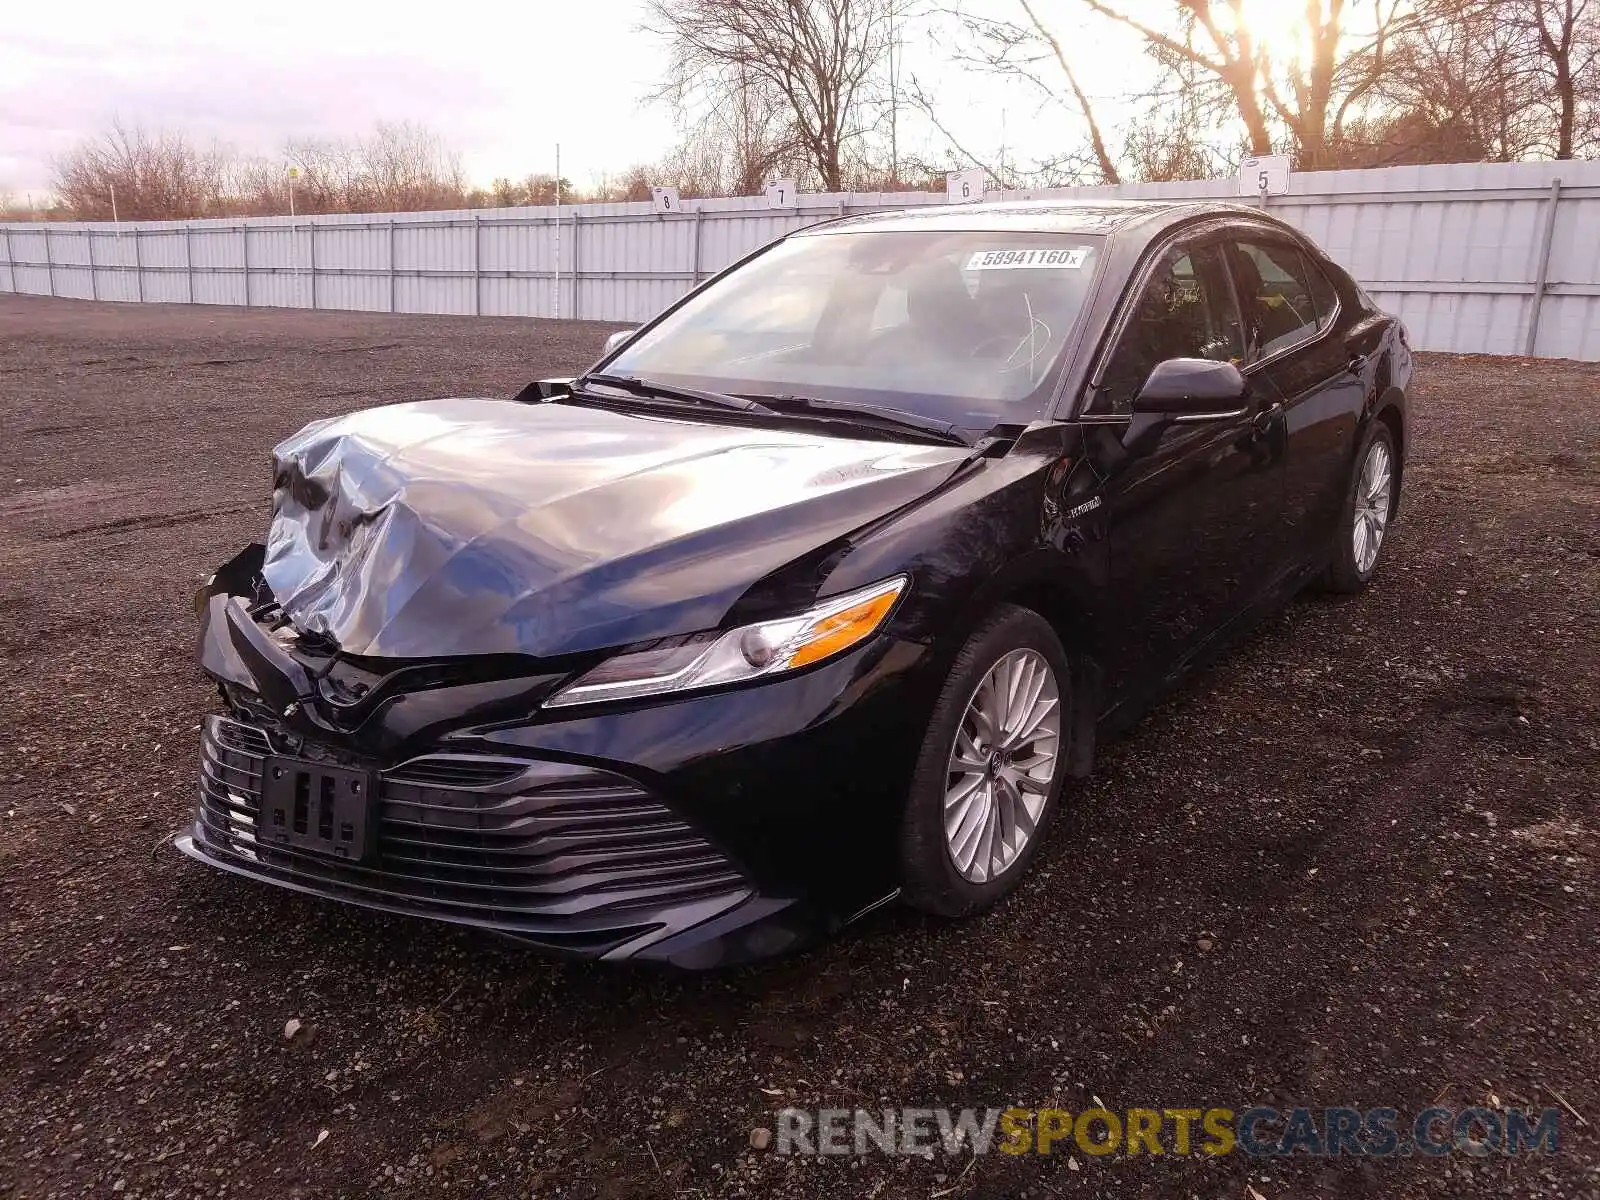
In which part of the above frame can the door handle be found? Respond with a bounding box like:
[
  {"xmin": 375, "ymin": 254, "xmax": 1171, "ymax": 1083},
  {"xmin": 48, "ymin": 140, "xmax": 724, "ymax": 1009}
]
[{"xmin": 1346, "ymin": 352, "xmax": 1369, "ymax": 376}]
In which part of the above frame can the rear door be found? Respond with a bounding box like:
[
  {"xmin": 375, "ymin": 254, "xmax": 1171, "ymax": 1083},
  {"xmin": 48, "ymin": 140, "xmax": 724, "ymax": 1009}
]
[
  {"xmin": 1086, "ymin": 237, "xmax": 1288, "ymax": 703},
  {"xmin": 1224, "ymin": 232, "xmax": 1366, "ymax": 568}
]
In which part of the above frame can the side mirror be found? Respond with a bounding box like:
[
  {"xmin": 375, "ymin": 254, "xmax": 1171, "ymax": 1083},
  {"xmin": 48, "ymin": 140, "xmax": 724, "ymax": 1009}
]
[
  {"xmin": 510, "ymin": 377, "xmax": 573, "ymax": 403},
  {"xmin": 603, "ymin": 328, "xmax": 638, "ymax": 357},
  {"xmin": 1133, "ymin": 358, "xmax": 1248, "ymax": 417}
]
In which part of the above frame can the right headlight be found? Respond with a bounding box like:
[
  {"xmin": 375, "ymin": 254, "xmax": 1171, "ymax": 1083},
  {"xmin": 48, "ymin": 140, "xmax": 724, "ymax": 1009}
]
[{"xmin": 543, "ymin": 575, "xmax": 907, "ymax": 709}]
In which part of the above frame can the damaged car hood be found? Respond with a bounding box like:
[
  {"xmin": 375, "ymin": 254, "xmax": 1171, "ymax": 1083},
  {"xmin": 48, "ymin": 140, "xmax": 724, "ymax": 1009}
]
[{"xmin": 263, "ymin": 397, "xmax": 967, "ymax": 659}]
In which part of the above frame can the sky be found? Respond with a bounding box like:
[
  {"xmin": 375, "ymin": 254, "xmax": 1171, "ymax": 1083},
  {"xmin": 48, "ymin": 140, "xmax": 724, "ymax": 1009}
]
[{"xmin": 0, "ymin": 0, "xmax": 1176, "ymax": 200}]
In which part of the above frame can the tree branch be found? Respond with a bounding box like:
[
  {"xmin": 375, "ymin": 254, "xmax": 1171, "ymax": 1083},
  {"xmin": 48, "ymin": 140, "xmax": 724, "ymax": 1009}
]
[{"xmin": 1016, "ymin": 0, "xmax": 1122, "ymax": 181}]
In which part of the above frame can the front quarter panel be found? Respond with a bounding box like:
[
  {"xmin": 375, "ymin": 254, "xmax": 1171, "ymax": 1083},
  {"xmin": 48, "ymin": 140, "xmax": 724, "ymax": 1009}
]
[{"xmin": 821, "ymin": 424, "xmax": 1108, "ymax": 671}]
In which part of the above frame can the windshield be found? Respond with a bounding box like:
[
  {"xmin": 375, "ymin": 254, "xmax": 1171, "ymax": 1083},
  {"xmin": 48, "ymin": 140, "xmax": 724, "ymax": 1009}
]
[{"xmin": 603, "ymin": 230, "xmax": 1106, "ymax": 429}]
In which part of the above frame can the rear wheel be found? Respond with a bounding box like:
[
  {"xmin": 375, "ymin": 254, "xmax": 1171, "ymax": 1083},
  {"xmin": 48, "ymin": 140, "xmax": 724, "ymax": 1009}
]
[
  {"xmin": 1324, "ymin": 422, "xmax": 1396, "ymax": 594},
  {"xmin": 900, "ymin": 605, "xmax": 1072, "ymax": 917}
]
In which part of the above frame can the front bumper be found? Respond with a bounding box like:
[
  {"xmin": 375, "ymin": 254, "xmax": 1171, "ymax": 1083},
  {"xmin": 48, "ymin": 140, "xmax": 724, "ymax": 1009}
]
[
  {"xmin": 181, "ymin": 716, "xmax": 825, "ymax": 966},
  {"xmin": 180, "ymin": 563, "xmax": 937, "ymax": 966}
]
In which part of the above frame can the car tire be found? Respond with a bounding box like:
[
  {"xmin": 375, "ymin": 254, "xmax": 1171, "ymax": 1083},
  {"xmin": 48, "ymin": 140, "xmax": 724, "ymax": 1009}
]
[
  {"xmin": 1323, "ymin": 421, "xmax": 1398, "ymax": 595},
  {"xmin": 900, "ymin": 604, "xmax": 1073, "ymax": 918}
]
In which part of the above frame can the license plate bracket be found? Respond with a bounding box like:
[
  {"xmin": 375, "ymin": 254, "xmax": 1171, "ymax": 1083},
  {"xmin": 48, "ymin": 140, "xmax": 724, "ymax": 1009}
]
[{"xmin": 258, "ymin": 757, "xmax": 376, "ymax": 861}]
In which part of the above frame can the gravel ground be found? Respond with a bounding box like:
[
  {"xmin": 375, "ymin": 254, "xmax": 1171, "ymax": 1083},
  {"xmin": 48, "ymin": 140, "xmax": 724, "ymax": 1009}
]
[{"xmin": 1, "ymin": 294, "xmax": 1596, "ymax": 1200}]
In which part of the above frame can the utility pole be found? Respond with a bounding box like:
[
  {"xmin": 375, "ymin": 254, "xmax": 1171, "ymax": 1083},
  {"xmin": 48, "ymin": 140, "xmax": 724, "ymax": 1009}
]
[
  {"xmin": 110, "ymin": 182, "xmax": 119, "ymax": 223},
  {"xmin": 553, "ymin": 143, "xmax": 562, "ymax": 319},
  {"xmin": 1000, "ymin": 108, "xmax": 1007, "ymax": 192},
  {"xmin": 889, "ymin": 8, "xmax": 899, "ymax": 186}
]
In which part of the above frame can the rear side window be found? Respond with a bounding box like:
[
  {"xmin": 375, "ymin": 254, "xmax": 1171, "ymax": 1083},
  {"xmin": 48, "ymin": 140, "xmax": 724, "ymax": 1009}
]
[
  {"xmin": 1303, "ymin": 254, "xmax": 1341, "ymax": 328},
  {"xmin": 1231, "ymin": 241, "xmax": 1321, "ymax": 358}
]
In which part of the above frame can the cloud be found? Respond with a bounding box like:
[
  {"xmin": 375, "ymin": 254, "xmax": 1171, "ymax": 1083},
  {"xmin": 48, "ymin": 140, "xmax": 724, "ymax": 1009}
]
[
  {"xmin": 0, "ymin": 0, "xmax": 677, "ymax": 193},
  {"xmin": 0, "ymin": 0, "xmax": 1148, "ymax": 199}
]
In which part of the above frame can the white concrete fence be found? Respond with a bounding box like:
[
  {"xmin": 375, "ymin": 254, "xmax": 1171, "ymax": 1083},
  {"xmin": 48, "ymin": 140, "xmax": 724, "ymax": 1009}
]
[{"xmin": 4, "ymin": 159, "xmax": 1599, "ymax": 360}]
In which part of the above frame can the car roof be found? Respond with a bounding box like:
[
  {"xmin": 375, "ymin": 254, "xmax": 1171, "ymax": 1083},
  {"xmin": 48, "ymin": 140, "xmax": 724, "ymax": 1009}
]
[{"xmin": 794, "ymin": 198, "xmax": 1252, "ymax": 239}]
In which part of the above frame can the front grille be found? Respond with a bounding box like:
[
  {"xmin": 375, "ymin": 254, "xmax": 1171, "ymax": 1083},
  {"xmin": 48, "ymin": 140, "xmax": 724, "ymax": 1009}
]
[
  {"xmin": 194, "ymin": 716, "xmax": 749, "ymax": 948},
  {"xmin": 384, "ymin": 755, "xmax": 528, "ymax": 788},
  {"xmin": 217, "ymin": 717, "xmax": 272, "ymax": 757}
]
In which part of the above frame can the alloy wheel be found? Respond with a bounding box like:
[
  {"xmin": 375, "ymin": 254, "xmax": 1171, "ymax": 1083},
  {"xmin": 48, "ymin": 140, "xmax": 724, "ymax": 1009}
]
[
  {"xmin": 943, "ymin": 649, "xmax": 1061, "ymax": 884},
  {"xmin": 1354, "ymin": 439, "xmax": 1393, "ymax": 575}
]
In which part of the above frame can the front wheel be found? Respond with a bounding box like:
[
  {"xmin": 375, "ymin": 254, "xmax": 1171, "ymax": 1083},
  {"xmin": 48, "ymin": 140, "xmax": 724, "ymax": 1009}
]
[
  {"xmin": 900, "ymin": 605, "xmax": 1072, "ymax": 918},
  {"xmin": 1324, "ymin": 422, "xmax": 1397, "ymax": 594}
]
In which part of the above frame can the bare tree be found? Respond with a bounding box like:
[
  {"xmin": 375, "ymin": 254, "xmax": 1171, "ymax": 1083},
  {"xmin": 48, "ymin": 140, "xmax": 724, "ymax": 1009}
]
[
  {"xmin": 1018, "ymin": 0, "xmax": 1122, "ymax": 180},
  {"xmin": 278, "ymin": 123, "xmax": 466, "ymax": 213},
  {"xmin": 476, "ymin": 175, "xmax": 571, "ymax": 207},
  {"xmin": 1522, "ymin": 0, "xmax": 1599, "ymax": 158},
  {"xmin": 52, "ymin": 121, "xmax": 478, "ymax": 219},
  {"xmin": 51, "ymin": 122, "xmax": 229, "ymax": 219},
  {"xmin": 226, "ymin": 156, "xmax": 289, "ymax": 215},
  {"xmin": 589, "ymin": 166, "xmax": 657, "ymax": 203},
  {"xmin": 712, "ymin": 75, "xmax": 805, "ymax": 193},
  {"xmin": 1071, "ymin": 0, "xmax": 1417, "ymax": 168},
  {"xmin": 1325, "ymin": 109, "xmax": 1488, "ymax": 164},
  {"xmin": 49, "ymin": 121, "xmax": 704, "ymax": 219},
  {"xmin": 1381, "ymin": 0, "xmax": 1598, "ymax": 162},
  {"xmin": 655, "ymin": 130, "xmax": 734, "ymax": 196},
  {"xmin": 487, "ymin": 177, "xmax": 522, "ymax": 208},
  {"xmin": 1381, "ymin": 0, "xmax": 1541, "ymax": 162},
  {"xmin": 1264, "ymin": 0, "xmax": 1418, "ymax": 167},
  {"xmin": 357, "ymin": 122, "xmax": 466, "ymax": 211},
  {"xmin": 902, "ymin": 75, "xmax": 1021, "ymax": 187},
  {"xmin": 943, "ymin": 0, "xmax": 1123, "ymax": 182},
  {"xmin": 645, "ymin": 0, "xmax": 904, "ymax": 191},
  {"xmin": 1121, "ymin": 83, "xmax": 1230, "ymax": 181},
  {"xmin": 281, "ymin": 138, "xmax": 366, "ymax": 213},
  {"xmin": 1074, "ymin": 0, "xmax": 1274, "ymax": 154}
]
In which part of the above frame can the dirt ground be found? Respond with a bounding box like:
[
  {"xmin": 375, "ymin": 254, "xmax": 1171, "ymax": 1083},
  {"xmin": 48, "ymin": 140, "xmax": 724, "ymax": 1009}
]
[{"xmin": 0, "ymin": 294, "xmax": 1595, "ymax": 1200}]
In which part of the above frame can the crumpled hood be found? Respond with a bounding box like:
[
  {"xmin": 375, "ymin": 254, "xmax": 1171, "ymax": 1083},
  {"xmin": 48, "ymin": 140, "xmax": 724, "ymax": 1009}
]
[{"xmin": 263, "ymin": 397, "xmax": 966, "ymax": 659}]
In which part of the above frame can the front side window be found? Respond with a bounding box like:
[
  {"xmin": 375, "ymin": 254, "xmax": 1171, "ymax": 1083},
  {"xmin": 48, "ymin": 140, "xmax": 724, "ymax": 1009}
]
[
  {"xmin": 1095, "ymin": 244, "xmax": 1243, "ymax": 413},
  {"xmin": 1232, "ymin": 240, "xmax": 1322, "ymax": 358},
  {"xmin": 604, "ymin": 231, "xmax": 1107, "ymax": 430}
]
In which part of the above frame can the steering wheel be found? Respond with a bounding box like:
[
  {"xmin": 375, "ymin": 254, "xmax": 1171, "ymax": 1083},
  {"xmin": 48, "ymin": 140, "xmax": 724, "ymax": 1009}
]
[
  {"xmin": 968, "ymin": 325, "xmax": 1052, "ymax": 374},
  {"xmin": 969, "ymin": 332, "xmax": 1021, "ymax": 359}
]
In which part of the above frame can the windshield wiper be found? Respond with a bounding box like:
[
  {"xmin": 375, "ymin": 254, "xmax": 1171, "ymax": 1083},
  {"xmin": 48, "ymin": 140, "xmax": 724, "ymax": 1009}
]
[
  {"xmin": 572, "ymin": 374, "xmax": 972, "ymax": 448},
  {"xmin": 755, "ymin": 395, "xmax": 974, "ymax": 447},
  {"xmin": 576, "ymin": 372, "xmax": 776, "ymax": 415}
]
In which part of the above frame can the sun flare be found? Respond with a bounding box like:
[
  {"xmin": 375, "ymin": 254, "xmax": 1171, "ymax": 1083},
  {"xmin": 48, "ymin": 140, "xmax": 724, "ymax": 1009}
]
[{"xmin": 1223, "ymin": 0, "xmax": 1315, "ymax": 63}]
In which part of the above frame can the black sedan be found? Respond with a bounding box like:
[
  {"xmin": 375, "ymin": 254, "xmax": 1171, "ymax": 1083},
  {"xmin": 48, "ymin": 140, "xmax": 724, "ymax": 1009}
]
[{"xmin": 178, "ymin": 199, "xmax": 1411, "ymax": 967}]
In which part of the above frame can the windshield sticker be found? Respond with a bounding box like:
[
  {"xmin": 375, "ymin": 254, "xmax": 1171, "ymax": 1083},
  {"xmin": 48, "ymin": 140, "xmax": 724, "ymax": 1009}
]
[{"xmin": 965, "ymin": 246, "xmax": 1092, "ymax": 271}]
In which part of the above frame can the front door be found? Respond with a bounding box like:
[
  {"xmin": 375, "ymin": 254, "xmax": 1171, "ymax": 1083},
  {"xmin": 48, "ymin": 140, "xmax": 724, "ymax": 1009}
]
[{"xmin": 1086, "ymin": 240, "xmax": 1288, "ymax": 705}]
